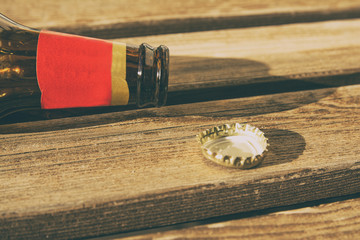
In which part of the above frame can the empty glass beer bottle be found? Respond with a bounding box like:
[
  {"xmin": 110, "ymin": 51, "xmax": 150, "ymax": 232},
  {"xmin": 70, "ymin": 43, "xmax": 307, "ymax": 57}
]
[{"xmin": 0, "ymin": 13, "xmax": 169, "ymax": 118}]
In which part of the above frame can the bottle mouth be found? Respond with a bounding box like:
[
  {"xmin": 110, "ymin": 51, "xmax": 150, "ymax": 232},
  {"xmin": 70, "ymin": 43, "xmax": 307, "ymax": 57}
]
[{"xmin": 137, "ymin": 43, "xmax": 169, "ymax": 108}]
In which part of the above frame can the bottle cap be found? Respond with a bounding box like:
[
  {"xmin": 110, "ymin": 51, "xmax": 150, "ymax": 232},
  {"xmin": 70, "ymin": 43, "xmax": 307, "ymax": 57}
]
[{"xmin": 198, "ymin": 123, "xmax": 268, "ymax": 169}]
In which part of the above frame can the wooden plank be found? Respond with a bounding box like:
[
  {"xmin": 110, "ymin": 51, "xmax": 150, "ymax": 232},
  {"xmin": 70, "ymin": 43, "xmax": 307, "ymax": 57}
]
[
  {"xmin": 1, "ymin": 84, "xmax": 360, "ymax": 239},
  {"xmin": 116, "ymin": 194, "xmax": 360, "ymax": 240},
  {"xmin": 119, "ymin": 19, "xmax": 360, "ymax": 92},
  {"xmin": 2, "ymin": 0, "xmax": 360, "ymax": 38},
  {"xmin": 1, "ymin": 19, "xmax": 359, "ymax": 123},
  {"xmin": 1, "ymin": 19, "xmax": 359, "ymax": 124}
]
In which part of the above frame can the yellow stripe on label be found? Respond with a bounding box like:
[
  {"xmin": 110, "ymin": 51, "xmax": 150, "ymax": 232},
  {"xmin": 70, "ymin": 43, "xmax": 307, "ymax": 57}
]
[{"xmin": 111, "ymin": 42, "xmax": 129, "ymax": 105}]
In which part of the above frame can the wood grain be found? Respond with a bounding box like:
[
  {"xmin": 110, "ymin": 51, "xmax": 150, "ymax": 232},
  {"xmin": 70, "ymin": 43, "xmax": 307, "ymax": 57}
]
[
  {"xmin": 2, "ymin": 0, "xmax": 360, "ymax": 38},
  {"xmin": 1, "ymin": 1, "xmax": 360, "ymax": 239},
  {"xmin": 116, "ymin": 195, "xmax": 360, "ymax": 240},
  {"xmin": 1, "ymin": 84, "xmax": 360, "ymax": 239},
  {"xmin": 117, "ymin": 19, "xmax": 360, "ymax": 92},
  {"xmin": 2, "ymin": 19, "xmax": 360, "ymax": 124}
]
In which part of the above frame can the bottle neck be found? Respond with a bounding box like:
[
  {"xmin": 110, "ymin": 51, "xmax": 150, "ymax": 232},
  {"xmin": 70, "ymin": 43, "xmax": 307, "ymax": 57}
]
[
  {"xmin": 0, "ymin": 15, "xmax": 169, "ymax": 117},
  {"xmin": 137, "ymin": 43, "xmax": 169, "ymax": 108},
  {"xmin": 125, "ymin": 43, "xmax": 169, "ymax": 108},
  {"xmin": 36, "ymin": 31, "xmax": 169, "ymax": 110}
]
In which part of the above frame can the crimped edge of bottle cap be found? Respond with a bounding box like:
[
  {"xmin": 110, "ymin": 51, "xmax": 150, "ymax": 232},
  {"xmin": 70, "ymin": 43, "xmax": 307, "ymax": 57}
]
[{"xmin": 198, "ymin": 123, "xmax": 268, "ymax": 169}]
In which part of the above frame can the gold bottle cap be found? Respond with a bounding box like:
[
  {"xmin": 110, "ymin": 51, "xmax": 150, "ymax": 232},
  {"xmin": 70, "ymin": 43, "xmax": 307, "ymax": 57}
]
[{"xmin": 198, "ymin": 123, "xmax": 268, "ymax": 169}]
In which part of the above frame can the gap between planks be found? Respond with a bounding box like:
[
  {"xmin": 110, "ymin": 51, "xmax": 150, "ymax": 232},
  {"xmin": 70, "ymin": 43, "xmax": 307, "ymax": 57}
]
[
  {"xmin": 2, "ymin": 0, "xmax": 360, "ymax": 38},
  {"xmin": 115, "ymin": 194, "xmax": 360, "ymax": 240}
]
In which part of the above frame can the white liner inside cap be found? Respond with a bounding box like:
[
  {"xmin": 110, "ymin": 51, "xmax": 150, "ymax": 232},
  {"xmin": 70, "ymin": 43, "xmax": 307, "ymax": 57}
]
[
  {"xmin": 203, "ymin": 135, "xmax": 265, "ymax": 159},
  {"xmin": 198, "ymin": 123, "xmax": 268, "ymax": 169}
]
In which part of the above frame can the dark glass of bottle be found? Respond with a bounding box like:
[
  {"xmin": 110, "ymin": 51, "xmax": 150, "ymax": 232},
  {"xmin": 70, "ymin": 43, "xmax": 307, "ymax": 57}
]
[{"xmin": 0, "ymin": 13, "xmax": 169, "ymax": 118}]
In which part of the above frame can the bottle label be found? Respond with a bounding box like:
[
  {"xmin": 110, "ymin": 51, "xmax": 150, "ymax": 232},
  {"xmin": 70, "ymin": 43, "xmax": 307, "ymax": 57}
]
[{"xmin": 36, "ymin": 30, "xmax": 129, "ymax": 109}]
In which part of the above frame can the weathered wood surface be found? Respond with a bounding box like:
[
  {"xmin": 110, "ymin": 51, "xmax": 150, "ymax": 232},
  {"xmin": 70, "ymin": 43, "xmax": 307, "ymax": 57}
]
[
  {"xmin": 1, "ymin": 1, "xmax": 360, "ymax": 239},
  {"xmin": 2, "ymin": 0, "xmax": 360, "ymax": 38},
  {"xmin": 1, "ymin": 85, "xmax": 360, "ymax": 239},
  {"xmin": 123, "ymin": 19, "xmax": 360, "ymax": 92},
  {"xmin": 115, "ymin": 194, "xmax": 360, "ymax": 240},
  {"xmin": 2, "ymin": 19, "xmax": 360, "ymax": 123}
]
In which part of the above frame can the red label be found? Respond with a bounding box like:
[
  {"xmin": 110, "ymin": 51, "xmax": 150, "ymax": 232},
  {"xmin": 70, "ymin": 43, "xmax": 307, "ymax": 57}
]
[{"xmin": 36, "ymin": 30, "xmax": 113, "ymax": 109}]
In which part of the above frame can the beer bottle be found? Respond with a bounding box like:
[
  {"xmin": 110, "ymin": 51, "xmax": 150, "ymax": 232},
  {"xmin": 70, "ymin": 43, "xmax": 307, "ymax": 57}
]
[{"xmin": 0, "ymin": 13, "xmax": 169, "ymax": 118}]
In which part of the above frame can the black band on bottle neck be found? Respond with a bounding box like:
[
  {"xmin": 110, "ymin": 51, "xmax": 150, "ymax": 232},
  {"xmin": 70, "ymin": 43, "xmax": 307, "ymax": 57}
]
[{"xmin": 137, "ymin": 43, "xmax": 169, "ymax": 108}]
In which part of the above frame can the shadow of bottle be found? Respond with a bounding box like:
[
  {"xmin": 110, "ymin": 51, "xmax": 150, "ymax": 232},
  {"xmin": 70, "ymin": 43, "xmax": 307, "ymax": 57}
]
[
  {"xmin": 1, "ymin": 56, "xmax": 359, "ymax": 133},
  {"xmin": 167, "ymin": 56, "xmax": 360, "ymax": 105}
]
